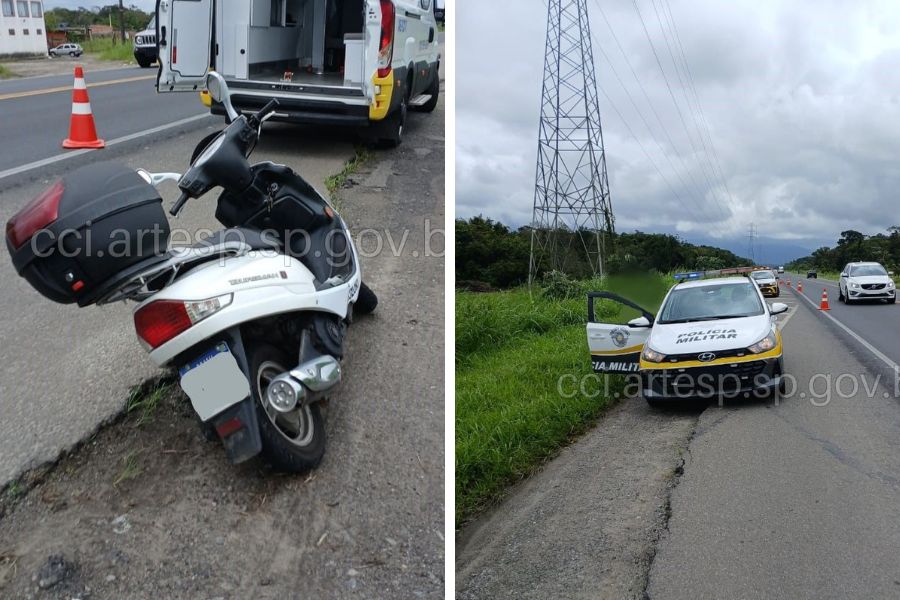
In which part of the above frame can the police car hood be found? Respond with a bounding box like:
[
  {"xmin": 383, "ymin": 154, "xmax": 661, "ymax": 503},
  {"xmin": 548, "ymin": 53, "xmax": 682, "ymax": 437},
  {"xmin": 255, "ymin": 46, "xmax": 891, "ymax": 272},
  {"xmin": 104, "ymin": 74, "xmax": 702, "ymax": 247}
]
[
  {"xmin": 754, "ymin": 276, "xmax": 776, "ymax": 285},
  {"xmin": 649, "ymin": 314, "xmax": 771, "ymax": 355}
]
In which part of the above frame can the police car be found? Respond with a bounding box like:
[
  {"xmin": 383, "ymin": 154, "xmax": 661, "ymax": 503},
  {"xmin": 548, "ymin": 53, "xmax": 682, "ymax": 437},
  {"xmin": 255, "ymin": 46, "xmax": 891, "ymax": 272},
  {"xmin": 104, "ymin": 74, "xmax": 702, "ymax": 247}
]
[
  {"xmin": 587, "ymin": 277, "xmax": 788, "ymax": 407},
  {"xmin": 749, "ymin": 268, "xmax": 779, "ymax": 297}
]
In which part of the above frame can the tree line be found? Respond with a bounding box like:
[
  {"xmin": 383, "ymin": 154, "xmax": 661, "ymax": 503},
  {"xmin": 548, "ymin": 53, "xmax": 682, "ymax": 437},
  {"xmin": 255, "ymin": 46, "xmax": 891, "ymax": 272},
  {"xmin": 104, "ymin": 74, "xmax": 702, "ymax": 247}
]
[
  {"xmin": 456, "ymin": 216, "xmax": 752, "ymax": 289},
  {"xmin": 785, "ymin": 228, "xmax": 900, "ymax": 273},
  {"xmin": 43, "ymin": 6, "xmax": 153, "ymax": 32}
]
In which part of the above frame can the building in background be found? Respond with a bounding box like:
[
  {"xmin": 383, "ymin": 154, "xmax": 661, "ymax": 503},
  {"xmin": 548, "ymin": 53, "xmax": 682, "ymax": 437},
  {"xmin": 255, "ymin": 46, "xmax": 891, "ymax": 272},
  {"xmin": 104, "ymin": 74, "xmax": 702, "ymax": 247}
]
[{"xmin": 0, "ymin": 0, "xmax": 47, "ymax": 57}]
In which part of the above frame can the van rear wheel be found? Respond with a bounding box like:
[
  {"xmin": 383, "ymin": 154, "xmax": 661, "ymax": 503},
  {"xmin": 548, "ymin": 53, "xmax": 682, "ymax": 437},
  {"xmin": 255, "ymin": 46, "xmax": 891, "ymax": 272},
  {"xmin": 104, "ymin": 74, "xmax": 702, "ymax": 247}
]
[{"xmin": 376, "ymin": 97, "xmax": 406, "ymax": 148}]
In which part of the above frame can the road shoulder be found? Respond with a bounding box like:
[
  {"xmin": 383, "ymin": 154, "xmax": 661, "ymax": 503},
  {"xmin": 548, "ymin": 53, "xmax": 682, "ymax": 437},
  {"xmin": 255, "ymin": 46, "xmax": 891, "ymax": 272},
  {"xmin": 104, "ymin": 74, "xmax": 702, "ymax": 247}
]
[{"xmin": 456, "ymin": 396, "xmax": 698, "ymax": 600}]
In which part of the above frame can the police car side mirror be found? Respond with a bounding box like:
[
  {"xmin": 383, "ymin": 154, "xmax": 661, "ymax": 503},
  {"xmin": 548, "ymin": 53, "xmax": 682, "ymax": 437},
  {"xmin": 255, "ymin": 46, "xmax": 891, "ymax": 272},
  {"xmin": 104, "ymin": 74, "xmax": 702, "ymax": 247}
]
[
  {"xmin": 770, "ymin": 302, "xmax": 789, "ymax": 315},
  {"xmin": 627, "ymin": 316, "xmax": 652, "ymax": 328},
  {"xmin": 840, "ymin": 272, "xmax": 848, "ymax": 277}
]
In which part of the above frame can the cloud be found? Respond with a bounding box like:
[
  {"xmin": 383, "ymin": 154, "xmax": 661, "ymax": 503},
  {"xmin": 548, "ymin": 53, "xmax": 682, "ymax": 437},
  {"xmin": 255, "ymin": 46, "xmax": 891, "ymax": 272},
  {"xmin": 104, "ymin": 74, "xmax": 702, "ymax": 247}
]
[{"xmin": 456, "ymin": 0, "xmax": 900, "ymax": 259}]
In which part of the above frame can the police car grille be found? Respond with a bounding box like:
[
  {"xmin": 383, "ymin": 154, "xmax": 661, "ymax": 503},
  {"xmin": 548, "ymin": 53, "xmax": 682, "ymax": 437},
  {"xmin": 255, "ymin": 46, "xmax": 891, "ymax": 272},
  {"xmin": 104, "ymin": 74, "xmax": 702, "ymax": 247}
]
[
  {"xmin": 667, "ymin": 348, "xmax": 749, "ymax": 362},
  {"xmin": 646, "ymin": 361, "xmax": 768, "ymax": 395},
  {"xmin": 862, "ymin": 283, "xmax": 886, "ymax": 290}
]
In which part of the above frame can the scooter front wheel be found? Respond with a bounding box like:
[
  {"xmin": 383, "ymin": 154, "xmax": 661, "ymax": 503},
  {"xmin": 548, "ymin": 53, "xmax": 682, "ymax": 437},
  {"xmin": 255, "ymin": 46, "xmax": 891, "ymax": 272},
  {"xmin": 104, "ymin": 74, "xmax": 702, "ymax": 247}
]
[
  {"xmin": 250, "ymin": 343, "xmax": 326, "ymax": 473},
  {"xmin": 355, "ymin": 281, "xmax": 378, "ymax": 315}
]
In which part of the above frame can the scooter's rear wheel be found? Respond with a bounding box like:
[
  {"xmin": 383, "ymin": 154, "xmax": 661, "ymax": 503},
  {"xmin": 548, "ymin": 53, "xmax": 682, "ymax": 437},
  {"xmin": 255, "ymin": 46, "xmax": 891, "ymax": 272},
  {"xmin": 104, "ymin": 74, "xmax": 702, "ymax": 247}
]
[{"xmin": 250, "ymin": 343, "xmax": 326, "ymax": 473}]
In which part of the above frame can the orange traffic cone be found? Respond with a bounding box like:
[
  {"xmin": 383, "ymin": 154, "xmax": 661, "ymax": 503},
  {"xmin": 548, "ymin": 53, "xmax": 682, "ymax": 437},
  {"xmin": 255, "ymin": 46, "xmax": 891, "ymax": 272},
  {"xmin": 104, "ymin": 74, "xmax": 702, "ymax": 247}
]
[
  {"xmin": 63, "ymin": 66, "xmax": 104, "ymax": 149},
  {"xmin": 797, "ymin": 281, "xmax": 803, "ymax": 293},
  {"xmin": 819, "ymin": 288, "xmax": 830, "ymax": 311}
]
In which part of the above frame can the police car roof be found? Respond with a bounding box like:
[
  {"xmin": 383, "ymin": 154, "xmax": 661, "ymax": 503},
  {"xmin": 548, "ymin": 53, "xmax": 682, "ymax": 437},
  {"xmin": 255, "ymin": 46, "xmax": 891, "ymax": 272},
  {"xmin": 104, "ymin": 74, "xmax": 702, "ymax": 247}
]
[{"xmin": 674, "ymin": 276, "xmax": 750, "ymax": 289}]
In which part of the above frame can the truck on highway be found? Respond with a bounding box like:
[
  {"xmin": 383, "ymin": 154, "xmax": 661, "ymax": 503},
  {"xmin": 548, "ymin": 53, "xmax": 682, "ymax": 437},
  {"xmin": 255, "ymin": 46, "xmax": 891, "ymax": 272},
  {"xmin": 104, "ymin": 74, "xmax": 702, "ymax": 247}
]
[{"xmin": 155, "ymin": 0, "xmax": 441, "ymax": 147}]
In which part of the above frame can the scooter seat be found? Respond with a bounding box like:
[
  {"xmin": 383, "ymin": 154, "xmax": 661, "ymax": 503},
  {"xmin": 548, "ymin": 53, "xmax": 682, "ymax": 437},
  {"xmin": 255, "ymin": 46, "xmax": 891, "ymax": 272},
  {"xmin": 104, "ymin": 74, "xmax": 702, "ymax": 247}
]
[{"xmin": 193, "ymin": 227, "xmax": 281, "ymax": 252}]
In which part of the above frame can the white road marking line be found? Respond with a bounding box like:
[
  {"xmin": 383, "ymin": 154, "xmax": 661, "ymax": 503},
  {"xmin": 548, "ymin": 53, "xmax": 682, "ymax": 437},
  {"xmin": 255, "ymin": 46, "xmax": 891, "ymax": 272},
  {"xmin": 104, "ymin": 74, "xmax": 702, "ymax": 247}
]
[
  {"xmin": 792, "ymin": 289, "xmax": 900, "ymax": 372},
  {"xmin": 0, "ymin": 113, "xmax": 212, "ymax": 181}
]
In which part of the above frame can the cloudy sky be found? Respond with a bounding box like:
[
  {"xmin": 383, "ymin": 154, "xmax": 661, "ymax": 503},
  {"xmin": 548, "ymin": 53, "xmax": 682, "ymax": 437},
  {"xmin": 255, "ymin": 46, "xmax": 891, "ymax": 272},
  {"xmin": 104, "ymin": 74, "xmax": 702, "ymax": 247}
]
[{"xmin": 456, "ymin": 0, "xmax": 900, "ymax": 262}]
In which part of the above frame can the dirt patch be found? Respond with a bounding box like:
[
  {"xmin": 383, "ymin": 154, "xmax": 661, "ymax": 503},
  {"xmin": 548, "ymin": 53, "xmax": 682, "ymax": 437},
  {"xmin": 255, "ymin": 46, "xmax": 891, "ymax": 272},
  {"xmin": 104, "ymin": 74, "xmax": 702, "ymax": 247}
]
[{"xmin": 1, "ymin": 55, "xmax": 133, "ymax": 79}]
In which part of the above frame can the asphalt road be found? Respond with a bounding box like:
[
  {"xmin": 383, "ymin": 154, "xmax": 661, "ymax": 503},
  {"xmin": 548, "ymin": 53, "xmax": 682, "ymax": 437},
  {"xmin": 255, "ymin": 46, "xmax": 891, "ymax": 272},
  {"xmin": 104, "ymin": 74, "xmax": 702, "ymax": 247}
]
[
  {"xmin": 0, "ymin": 65, "xmax": 204, "ymax": 172},
  {"xmin": 459, "ymin": 287, "xmax": 900, "ymax": 599}
]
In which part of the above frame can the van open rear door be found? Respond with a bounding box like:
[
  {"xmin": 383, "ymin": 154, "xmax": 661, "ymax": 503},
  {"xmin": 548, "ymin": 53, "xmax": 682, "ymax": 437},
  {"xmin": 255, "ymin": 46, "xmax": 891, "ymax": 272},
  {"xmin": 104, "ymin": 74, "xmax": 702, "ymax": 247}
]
[{"xmin": 156, "ymin": 0, "xmax": 213, "ymax": 92}]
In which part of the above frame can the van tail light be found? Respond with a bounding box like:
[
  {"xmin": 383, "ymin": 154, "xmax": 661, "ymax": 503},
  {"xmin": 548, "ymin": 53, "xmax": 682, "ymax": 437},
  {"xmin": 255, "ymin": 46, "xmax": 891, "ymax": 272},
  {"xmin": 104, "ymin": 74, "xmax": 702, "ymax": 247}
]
[
  {"xmin": 134, "ymin": 294, "xmax": 232, "ymax": 349},
  {"xmin": 6, "ymin": 180, "xmax": 64, "ymax": 250},
  {"xmin": 378, "ymin": 0, "xmax": 395, "ymax": 78}
]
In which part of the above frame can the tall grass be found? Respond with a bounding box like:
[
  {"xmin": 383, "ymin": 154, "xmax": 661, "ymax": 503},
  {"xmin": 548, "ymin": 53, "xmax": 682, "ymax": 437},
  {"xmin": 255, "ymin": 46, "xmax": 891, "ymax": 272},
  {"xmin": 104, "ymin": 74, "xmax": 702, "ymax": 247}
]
[
  {"xmin": 82, "ymin": 37, "xmax": 134, "ymax": 62},
  {"xmin": 0, "ymin": 63, "xmax": 15, "ymax": 79},
  {"xmin": 455, "ymin": 273, "xmax": 670, "ymax": 524}
]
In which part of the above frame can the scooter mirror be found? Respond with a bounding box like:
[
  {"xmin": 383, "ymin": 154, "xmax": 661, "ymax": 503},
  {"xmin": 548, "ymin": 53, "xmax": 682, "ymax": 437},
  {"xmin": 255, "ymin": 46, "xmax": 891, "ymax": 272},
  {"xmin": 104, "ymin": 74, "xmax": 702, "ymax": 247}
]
[{"xmin": 205, "ymin": 72, "xmax": 239, "ymax": 122}]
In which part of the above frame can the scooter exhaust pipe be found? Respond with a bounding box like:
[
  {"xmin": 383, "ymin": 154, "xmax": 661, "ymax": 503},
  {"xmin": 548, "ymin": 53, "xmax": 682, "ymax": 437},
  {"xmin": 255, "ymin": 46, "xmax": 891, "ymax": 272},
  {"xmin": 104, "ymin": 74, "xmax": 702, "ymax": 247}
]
[{"xmin": 266, "ymin": 355, "xmax": 341, "ymax": 413}]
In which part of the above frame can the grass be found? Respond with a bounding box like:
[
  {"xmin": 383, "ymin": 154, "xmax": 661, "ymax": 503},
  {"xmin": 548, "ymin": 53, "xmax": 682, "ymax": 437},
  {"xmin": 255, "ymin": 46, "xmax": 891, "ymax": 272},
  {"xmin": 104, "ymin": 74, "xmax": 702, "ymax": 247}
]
[
  {"xmin": 113, "ymin": 450, "xmax": 142, "ymax": 486},
  {"xmin": 325, "ymin": 145, "xmax": 372, "ymax": 208},
  {"xmin": 455, "ymin": 273, "xmax": 670, "ymax": 524},
  {"xmin": 125, "ymin": 378, "xmax": 172, "ymax": 427},
  {"xmin": 82, "ymin": 37, "xmax": 134, "ymax": 63},
  {"xmin": 0, "ymin": 63, "xmax": 16, "ymax": 79}
]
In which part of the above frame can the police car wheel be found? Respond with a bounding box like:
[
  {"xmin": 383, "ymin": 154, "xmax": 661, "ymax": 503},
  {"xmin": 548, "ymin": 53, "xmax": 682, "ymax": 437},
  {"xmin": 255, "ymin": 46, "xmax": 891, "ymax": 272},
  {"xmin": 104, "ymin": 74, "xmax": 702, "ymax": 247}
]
[{"xmin": 838, "ymin": 288, "xmax": 845, "ymax": 302}]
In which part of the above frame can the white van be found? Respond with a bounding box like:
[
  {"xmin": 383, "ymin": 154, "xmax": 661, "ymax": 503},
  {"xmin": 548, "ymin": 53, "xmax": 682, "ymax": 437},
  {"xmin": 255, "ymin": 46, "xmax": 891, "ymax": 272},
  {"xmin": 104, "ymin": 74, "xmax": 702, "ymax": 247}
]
[{"xmin": 155, "ymin": 0, "xmax": 441, "ymax": 146}]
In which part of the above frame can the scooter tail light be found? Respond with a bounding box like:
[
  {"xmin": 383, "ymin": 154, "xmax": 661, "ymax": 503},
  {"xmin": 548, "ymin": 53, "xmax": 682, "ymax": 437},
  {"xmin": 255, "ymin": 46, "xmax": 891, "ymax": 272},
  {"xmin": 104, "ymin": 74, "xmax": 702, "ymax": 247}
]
[
  {"xmin": 134, "ymin": 294, "xmax": 233, "ymax": 350},
  {"xmin": 134, "ymin": 300, "xmax": 193, "ymax": 350},
  {"xmin": 6, "ymin": 180, "xmax": 64, "ymax": 249}
]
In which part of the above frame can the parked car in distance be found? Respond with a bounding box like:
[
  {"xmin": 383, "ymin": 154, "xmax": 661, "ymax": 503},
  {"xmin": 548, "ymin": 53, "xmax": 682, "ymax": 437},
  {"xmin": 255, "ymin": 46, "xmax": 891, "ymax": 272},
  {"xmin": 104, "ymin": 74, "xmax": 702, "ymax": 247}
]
[
  {"xmin": 807, "ymin": 270, "xmax": 817, "ymax": 278},
  {"xmin": 49, "ymin": 43, "xmax": 83, "ymax": 57},
  {"xmin": 133, "ymin": 17, "xmax": 157, "ymax": 68},
  {"xmin": 838, "ymin": 261, "xmax": 896, "ymax": 304},
  {"xmin": 749, "ymin": 269, "xmax": 780, "ymax": 298},
  {"xmin": 434, "ymin": 0, "xmax": 445, "ymax": 21}
]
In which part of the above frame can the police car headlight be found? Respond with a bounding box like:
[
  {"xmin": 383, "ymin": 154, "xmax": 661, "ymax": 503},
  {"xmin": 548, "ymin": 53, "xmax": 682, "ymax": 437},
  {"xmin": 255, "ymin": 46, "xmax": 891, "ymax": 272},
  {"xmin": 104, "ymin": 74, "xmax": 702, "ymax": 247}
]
[
  {"xmin": 747, "ymin": 331, "xmax": 777, "ymax": 354},
  {"xmin": 888, "ymin": 281, "xmax": 895, "ymax": 289},
  {"xmin": 850, "ymin": 282, "xmax": 860, "ymax": 289},
  {"xmin": 641, "ymin": 345, "xmax": 666, "ymax": 363}
]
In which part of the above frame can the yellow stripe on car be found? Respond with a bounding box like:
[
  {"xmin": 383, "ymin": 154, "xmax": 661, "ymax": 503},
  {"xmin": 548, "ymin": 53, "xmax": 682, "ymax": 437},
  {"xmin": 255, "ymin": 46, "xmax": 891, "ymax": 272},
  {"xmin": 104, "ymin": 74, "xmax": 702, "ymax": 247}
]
[
  {"xmin": 200, "ymin": 90, "xmax": 212, "ymax": 107},
  {"xmin": 639, "ymin": 333, "xmax": 782, "ymax": 370}
]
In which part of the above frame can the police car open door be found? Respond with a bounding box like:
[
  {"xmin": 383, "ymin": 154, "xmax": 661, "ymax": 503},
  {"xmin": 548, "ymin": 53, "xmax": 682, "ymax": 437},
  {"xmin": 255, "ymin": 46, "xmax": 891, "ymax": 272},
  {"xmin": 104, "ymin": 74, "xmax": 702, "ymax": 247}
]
[
  {"xmin": 586, "ymin": 292, "xmax": 655, "ymax": 374},
  {"xmin": 156, "ymin": 0, "xmax": 213, "ymax": 92}
]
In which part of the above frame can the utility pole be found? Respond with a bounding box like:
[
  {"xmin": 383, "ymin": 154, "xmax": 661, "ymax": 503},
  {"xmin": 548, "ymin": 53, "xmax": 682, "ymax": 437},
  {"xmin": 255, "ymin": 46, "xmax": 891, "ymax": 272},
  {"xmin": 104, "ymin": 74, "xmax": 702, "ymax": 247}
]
[
  {"xmin": 528, "ymin": 0, "xmax": 614, "ymax": 289},
  {"xmin": 118, "ymin": 0, "xmax": 126, "ymax": 46}
]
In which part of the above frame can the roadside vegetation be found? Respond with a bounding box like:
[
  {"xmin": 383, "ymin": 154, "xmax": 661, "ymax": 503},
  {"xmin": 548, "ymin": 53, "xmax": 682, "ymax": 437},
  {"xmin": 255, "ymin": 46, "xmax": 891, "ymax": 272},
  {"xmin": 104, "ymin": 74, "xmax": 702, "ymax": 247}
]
[
  {"xmin": 786, "ymin": 227, "xmax": 900, "ymax": 275},
  {"xmin": 82, "ymin": 38, "xmax": 134, "ymax": 63},
  {"xmin": 0, "ymin": 64, "xmax": 15, "ymax": 79},
  {"xmin": 456, "ymin": 271, "xmax": 671, "ymax": 524}
]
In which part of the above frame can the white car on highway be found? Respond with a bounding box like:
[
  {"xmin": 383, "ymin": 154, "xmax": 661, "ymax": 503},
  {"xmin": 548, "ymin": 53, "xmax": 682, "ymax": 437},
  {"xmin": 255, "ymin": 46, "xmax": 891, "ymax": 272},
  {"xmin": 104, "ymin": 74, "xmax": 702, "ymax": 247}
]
[
  {"xmin": 838, "ymin": 262, "xmax": 896, "ymax": 304},
  {"xmin": 587, "ymin": 277, "xmax": 788, "ymax": 407}
]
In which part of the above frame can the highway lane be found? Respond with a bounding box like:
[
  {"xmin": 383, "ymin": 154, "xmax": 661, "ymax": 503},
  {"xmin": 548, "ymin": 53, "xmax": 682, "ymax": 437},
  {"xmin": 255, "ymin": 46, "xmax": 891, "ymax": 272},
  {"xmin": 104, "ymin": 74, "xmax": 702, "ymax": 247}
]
[
  {"xmin": 0, "ymin": 65, "xmax": 207, "ymax": 173},
  {"xmin": 785, "ymin": 274, "xmax": 900, "ymax": 369}
]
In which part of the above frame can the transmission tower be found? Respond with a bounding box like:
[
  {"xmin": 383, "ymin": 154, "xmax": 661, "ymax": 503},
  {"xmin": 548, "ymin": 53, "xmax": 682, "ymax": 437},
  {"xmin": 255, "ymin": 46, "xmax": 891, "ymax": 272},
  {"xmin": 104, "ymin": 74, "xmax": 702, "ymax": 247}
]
[
  {"xmin": 529, "ymin": 0, "xmax": 615, "ymax": 288},
  {"xmin": 747, "ymin": 223, "xmax": 757, "ymax": 263}
]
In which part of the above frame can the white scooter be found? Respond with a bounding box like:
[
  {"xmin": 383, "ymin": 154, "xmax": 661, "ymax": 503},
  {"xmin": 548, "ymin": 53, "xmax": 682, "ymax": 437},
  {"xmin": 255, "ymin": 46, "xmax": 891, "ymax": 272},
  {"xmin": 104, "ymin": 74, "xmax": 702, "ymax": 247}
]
[{"xmin": 6, "ymin": 73, "xmax": 377, "ymax": 472}]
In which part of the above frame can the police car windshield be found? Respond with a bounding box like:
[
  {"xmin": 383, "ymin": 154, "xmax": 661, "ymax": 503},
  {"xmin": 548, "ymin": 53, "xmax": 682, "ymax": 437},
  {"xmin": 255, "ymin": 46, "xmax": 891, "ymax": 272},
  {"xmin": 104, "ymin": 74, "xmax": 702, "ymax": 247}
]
[
  {"xmin": 657, "ymin": 282, "xmax": 764, "ymax": 324},
  {"xmin": 849, "ymin": 264, "xmax": 887, "ymax": 276},
  {"xmin": 750, "ymin": 271, "xmax": 775, "ymax": 280}
]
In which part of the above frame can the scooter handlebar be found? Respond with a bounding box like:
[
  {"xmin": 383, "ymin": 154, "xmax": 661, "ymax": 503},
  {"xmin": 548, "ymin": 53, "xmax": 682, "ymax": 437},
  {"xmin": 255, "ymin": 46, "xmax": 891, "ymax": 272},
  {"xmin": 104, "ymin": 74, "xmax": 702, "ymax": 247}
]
[{"xmin": 170, "ymin": 191, "xmax": 190, "ymax": 216}]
